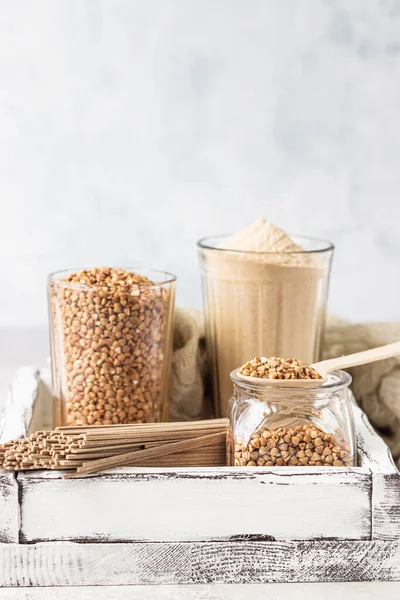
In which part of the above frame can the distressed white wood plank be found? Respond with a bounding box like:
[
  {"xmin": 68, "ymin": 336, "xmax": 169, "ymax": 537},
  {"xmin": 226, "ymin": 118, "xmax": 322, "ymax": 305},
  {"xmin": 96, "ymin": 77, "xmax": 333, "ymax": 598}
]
[
  {"xmin": 372, "ymin": 471, "xmax": 400, "ymax": 540},
  {"xmin": 0, "ymin": 540, "xmax": 399, "ymax": 586},
  {"xmin": 0, "ymin": 367, "xmax": 39, "ymax": 544},
  {"xmin": 355, "ymin": 405, "xmax": 397, "ymax": 474},
  {"xmin": 0, "ymin": 367, "xmax": 40, "ymax": 443},
  {"xmin": 0, "ymin": 369, "xmax": 35, "ymax": 544},
  {"xmin": 1, "ymin": 583, "xmax": 400, "ymax": 600},
  {"xmin": 355, "ymin": 405, "xmax": 400, "ymax": 540},
  {"xmin": 0, "ymin": 472, "xmax": 18, "ymax": 543},
  {"xmin": 18, "ymin": 467, "xmax": 371, "ymax": 542}
]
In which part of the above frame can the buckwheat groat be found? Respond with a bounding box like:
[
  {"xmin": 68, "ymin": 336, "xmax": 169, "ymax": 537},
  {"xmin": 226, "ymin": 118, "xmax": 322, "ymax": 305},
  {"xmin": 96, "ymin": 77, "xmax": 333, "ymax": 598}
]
[{"xmin": 50, "ymin": 267, "xmax": 174, "ymax": 426}]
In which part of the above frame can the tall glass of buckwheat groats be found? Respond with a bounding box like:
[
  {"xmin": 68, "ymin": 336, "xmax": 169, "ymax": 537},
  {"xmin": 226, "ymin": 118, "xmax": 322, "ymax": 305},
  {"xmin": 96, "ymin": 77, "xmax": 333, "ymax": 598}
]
[{"xmin": 48, "ymin": 267, "xmax": 176, "ymax": 427}]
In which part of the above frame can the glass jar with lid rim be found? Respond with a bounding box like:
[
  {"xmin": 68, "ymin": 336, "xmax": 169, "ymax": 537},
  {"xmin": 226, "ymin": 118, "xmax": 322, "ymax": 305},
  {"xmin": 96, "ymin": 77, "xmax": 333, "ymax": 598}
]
[{"xmin": 228, "ymin": 369, "xmax": 356, "ymax": 468}]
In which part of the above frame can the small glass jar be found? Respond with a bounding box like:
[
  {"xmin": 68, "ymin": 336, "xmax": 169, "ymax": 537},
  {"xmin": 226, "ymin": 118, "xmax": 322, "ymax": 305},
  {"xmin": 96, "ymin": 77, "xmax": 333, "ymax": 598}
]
[
  {"xmin": 228, "ymin": 369, "xmax": 356, "ymax": 467},
  {"xmin": 48, "ymin": 267, "xmax": 176, "ymax": 427}
]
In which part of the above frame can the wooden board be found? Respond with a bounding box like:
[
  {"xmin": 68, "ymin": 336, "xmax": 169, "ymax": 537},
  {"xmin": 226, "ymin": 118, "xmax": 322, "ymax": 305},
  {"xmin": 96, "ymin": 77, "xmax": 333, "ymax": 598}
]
[
  {"xmin": 0, "ymin": 540, "xmax": 399, "ymax": 586},
  {"xmin": 0, "ymin": 368, "xmax": 39, "ymax": 544},
  {"xmin": 0, "ymin": 472, "xmax": 18, "ymax": 543},
  {"xmin": 3, "ymin": 584, "xmax": 399, "ymax": 600},
  {"xmin": 356, "ymin": 408, "xmax": 400, "ymax": 540},
  {"xmin": 18, "ymin": 466, "xmax": 372, "ymax": 543},
  {"xmin": 0, "ymin": 367, "xmax": 41, "ymax": 444},
  {"xmin": 0, "ymin": 367, "xmax": 399, "ymax": 585}
]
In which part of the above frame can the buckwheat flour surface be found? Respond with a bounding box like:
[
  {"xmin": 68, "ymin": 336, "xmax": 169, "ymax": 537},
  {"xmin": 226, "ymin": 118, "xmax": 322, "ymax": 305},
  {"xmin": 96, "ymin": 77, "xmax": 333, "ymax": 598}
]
[{"xmin": 200, "ymin": 219, "xmax": 330, "ymax": 416}]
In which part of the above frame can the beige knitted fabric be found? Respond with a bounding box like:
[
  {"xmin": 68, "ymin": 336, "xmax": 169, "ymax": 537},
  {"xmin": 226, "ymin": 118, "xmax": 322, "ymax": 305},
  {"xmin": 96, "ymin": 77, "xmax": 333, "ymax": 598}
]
[
  {"xmin": 170, "ymin": 308, "xmax": 400, "ymax": 466},
  {"xmin": 168, "ymin": 307, "xmax": 208, "ymax": 421}
]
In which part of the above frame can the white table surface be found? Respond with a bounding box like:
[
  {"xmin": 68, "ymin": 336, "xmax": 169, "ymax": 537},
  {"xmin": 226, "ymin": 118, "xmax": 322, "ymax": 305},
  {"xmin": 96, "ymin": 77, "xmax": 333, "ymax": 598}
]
[
  {"xmin": 0, "ymin": 583, "xmax": 400, "ymax": 600},
  {"xmin": 0, "ymin": 329, "xmax": 399, "ymax": 599},
  {"xmin": 0, "ymin": 583, "xmax": 399, "ymax": 599}
]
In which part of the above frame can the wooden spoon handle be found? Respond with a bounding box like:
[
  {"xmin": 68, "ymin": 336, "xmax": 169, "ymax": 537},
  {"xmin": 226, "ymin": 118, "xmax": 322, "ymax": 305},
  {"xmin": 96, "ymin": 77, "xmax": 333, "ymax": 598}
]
[{"xmin": 312, "ymin": 341, "xmax": 400, "ymax": 375}]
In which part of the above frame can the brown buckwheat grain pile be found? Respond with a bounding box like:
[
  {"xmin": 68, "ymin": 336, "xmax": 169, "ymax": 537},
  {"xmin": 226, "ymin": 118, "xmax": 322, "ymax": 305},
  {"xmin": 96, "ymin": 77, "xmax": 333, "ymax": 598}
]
[
  {"xmin": 234, "ymin": 424, "xmax": 351, "ymax": 467},
  {"xmin": 239, "ymin": 356, "xmax": 322, "ymax": 380}
]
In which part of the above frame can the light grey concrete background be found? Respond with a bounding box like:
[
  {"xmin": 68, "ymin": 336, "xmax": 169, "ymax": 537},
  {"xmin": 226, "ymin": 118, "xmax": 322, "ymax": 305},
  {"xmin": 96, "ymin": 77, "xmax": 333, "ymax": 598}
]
[{"xmin": 0, "ymin": 0, "xmax": 400, "ymax": 327}]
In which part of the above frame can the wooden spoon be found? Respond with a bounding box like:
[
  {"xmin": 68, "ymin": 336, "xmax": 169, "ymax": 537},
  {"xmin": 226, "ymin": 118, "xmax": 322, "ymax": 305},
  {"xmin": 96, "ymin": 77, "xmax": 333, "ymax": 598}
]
[{"xmin": 236, "ymin": 341, "xmax": 400, "ymax": 387}]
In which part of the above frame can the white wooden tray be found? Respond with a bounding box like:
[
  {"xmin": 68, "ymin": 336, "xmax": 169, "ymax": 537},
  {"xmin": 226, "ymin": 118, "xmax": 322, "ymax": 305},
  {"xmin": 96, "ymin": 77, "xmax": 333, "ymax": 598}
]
[{"xmin": 0, "ymin": 367, "xmax": 399, "ymax": 586}]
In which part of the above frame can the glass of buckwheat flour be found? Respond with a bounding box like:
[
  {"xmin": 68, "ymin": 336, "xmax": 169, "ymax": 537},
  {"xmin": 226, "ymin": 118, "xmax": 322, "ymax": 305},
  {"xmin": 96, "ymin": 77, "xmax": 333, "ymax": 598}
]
[
  {"xmin": 198, "ymin": 219, "xmax": 333, "ymax": 417},
  {"xmin": 48, "ymin": 267, "xmax": 176, "ymax": 427}
]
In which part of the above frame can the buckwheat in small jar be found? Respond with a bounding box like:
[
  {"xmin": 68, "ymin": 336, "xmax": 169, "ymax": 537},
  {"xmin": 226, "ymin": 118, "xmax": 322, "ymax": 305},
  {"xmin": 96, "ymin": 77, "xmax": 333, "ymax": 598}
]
[
  {"xmin": 229, "ymin": 368, "xmax": 356, "ymax": 467},
  {"xmin": 48, "ymin": 267, "xmax": 176, "ymax": 427}
]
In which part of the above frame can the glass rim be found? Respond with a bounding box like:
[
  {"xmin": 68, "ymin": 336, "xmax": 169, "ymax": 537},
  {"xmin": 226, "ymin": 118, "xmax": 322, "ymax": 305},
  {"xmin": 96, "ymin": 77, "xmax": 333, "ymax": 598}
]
[
  {"xmin": 230, "ymin": 368, "xmax": 352, "ymax": 395},
  {"xmin": 197, "ymin": 233, "xmax": 334, "ymax": 255},
  {"xmin": 48, "ymin": 267, "xmax": 177, "ymax": 288}
]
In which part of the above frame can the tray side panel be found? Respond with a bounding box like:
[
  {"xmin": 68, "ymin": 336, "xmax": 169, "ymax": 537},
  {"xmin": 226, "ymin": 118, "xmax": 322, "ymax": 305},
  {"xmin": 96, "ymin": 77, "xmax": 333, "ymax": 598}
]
[
  {"xmin": 18, "ymin": 468, "xmax": 371, "ymax": 543},
  {"xmin": 0, "ymin": 368, "xmax": 40, "ymax": 444},
  {"xmin": 0, "ymin": 473, "xmax": 19, "ymax": 543},
  {"xmin": 0, "ymin": 368, "xmax": 36, "ymax": 544},
  {"xmin": 356, "ymin": 405, "xmax": 400, "ymax": 540},
  {"xmin": 0, "ymin": 540, "xmax": 399, "ymax": 586}
]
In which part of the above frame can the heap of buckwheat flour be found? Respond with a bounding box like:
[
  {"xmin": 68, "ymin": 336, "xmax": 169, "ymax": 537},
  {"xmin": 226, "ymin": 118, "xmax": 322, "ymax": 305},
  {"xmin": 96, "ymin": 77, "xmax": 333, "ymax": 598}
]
[
  {"xmin": 202, "ymin": 219, "xmax": 327, "ymax": 416},
  {"xmin": 219, "ymin": 218, "xmax": 303, "ymax": 253},
  {"xmin": 218, "ymin": 218, "xmax": 317, "ymax": 266}
]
